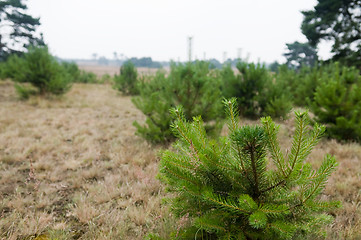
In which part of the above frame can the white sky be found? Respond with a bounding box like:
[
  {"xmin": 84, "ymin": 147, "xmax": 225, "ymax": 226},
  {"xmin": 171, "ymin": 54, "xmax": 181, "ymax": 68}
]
[{"xmin": 26, "ymin": 0, "xmax": 330, "ymax": 63}]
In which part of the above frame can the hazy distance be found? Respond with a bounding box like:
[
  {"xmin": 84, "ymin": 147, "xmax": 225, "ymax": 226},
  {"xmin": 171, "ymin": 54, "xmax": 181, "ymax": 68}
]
[{"xmin": 27, "ymin": 0, "xmax": 331, "ymax": 63}]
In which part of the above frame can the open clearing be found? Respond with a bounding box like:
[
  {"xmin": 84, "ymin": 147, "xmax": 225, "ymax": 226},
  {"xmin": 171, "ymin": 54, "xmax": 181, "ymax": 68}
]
[
  {"xmin": 0, "ymin": 80, "xmax": 361, "ymax": 239},
  {"xmin": 78, "ymin": 65, "xmax": 165, "ymax": 78},
  {"xmin": 0, "ymin": 81, "xmax": 173, "ymax": 239}
]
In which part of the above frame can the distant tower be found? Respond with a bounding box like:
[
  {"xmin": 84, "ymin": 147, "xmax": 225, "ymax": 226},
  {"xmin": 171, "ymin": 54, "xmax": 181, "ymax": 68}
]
[
  {"xmin": 203, "ymin": 52, "xmax": 206, "ymax": 60},
  {"xmin": 245, "ymin": 52, "xmax": 251, "ymax": 62},
  {"xmin": 223, "ymin": 51, "xmax": 227, "ymax": 63},
  {"xmin": 188, "ymin": 36, "xmax": 193, "ymax": 62},
  {"xmin": 237, "ymin": 48, "xmax": 242, "ymax": 60}
]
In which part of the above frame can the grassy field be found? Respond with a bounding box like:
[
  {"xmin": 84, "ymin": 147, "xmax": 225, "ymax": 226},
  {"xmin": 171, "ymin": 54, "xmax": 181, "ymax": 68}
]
[
  {"xmin": 0, "ymin": 80, "xmax": 361, "ymax": 239},
  {"xmin": 0, "ymin": 81, "xmax": 174, "ymax": 239},
  {"xmin": 78, "ymin": 65, "xmax": 165, "ymax": 78}
]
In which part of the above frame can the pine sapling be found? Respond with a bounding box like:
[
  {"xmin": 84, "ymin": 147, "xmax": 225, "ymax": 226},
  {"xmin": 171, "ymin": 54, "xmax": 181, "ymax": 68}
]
[
  {"xmin": 157, "ymin": 98, "xmax": 340, "ymax": 239},
  {"xmin": 114, "ymin": 60, "xmax": 139, "ymax": 95}
]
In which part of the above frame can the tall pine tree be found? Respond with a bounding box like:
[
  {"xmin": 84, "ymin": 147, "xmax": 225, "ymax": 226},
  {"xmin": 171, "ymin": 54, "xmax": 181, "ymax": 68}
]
[{"xmin": 0, "ymin": 0, "xmax": 44, "ymax": 60}]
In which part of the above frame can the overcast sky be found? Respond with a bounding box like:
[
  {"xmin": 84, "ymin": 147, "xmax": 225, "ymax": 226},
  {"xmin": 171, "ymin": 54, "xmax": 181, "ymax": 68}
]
[{"xmin": 26, "ymin": 0, "xmax": 329, "ymax": 63}]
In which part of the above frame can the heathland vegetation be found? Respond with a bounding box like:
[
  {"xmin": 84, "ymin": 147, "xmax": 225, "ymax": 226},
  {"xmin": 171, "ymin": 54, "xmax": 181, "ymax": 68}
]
[
  {"xmin": 1, "ymin": 46, "xmax": 361, "ymax": 238},
  {"xmin": 1, "ymin": 56, "xmax": 361, "ymax": 238},
  {"xmin": 1, "ymin": 0, "xmax": 361, "ymax": 239}
]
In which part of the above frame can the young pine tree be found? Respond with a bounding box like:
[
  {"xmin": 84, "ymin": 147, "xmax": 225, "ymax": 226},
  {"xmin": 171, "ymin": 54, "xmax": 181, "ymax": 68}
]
[
  {"xmin": 132, "ymin": 62, "xmax": 223, "ymax": 144},
  {"xmin": 310, "ymin": 62, "xmax": 361, "ymax": 142},
  {"xmin": 158, "ymin": 99, "xmax": 340, "ymax": 239},
  {"xmin": 221, "ymin": 63, "xmax": 292, "ymax": 119},
  {"xmin": 114, "ymin": 60, "xmax": 139, "ymax": 95},
  {"xmin": 4, "ymin": 46, "xmax": 71, "ymax": 98}
]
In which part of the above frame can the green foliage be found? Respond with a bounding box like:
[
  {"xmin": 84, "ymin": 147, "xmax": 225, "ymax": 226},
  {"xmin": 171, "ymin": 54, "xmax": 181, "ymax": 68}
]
[
  {"xmin": 236, "ymin": 62, "xmax": 268, "ymax": 117},
  {"xmin": 301, "ymin": 0, "xmax": 361, "ymax": 68},
  {"xmin": 283, "ymin": 41, "xmax": 318, "ymax": 69},
  {"xmin": 0, "ymin": 0, "xmax": 44, "ymax": 61},
  {"xmin": 310, "ymin": 62, "xmax": 361, "ymax": 142},
  {"xmin": 1, "ymin": 54, "xmax": 27, "ymax": 80},
  {"xmin": 275, "ymin": 65, "xmax": 316, "ymax": 107},
  {"xmin": 221, "ymin": 63, "xmax": 292, "ymax": 119},
  {"xmin": 61, "ymin": 62, "xmax": 80, "ymax": 81},
  {"xmin": 77, "ymin": 71, "xmax": 97, "ymax": 83},
  {"xmin": 158, "ymin": 99, "xmax": 340, "ymax": 239},
  {"xmin": 100, "ymin": 73, "xmax": 112, "ymax": 84},
  {"xmin": 13, "ymin": 83, "xmax": 36, "ymax": 100},
  {"xmin": 128, "ymin": 57, "xmax": 162, "ymax": 68},
  {"xmin": 3, "ymin": 46, "xmax": 71, "ymax": 96},
  {"xmin": 268, "ymin": 61, "xmax": 280, "ymax": 73},
  {"xmin": 132, "ymin": 61, "xmax": 223, "ymax": 144},
  {"xmin": 0, "ymin": 62, "xmax": 6, "ymax": 79},
  {"xmin": 259, "ymin": 75, "xmax": 293, "ymax": 120},
  {"xmin": 114, "ymin": 61, "xmax": 139, "ymax": 95},
  {"xmin": 275, "ymin": 63, "xmax": 347, "ymax": 107},
  {"xmin": 61, "ymin": 62, "xmax": 98, "ymax": 83}
]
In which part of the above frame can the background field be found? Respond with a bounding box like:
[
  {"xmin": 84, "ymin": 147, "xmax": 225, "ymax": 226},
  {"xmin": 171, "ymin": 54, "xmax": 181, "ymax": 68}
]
[
  {"xmin": 78, "ymin": 65, "xmax": 165, "ymax": 78},
  {"xmin": 0, "ymin": 75, "xmax": 360, "ymax": 239}
]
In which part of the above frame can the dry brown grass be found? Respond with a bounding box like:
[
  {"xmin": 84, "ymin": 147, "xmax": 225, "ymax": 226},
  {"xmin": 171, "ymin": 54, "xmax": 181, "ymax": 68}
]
[
  {"xmin": 0, "ymin": 80, "xmax": 360, "ymax": 239},
  {"xmin": 78, "ymin": 65, "xmax": 166, "ymax": 78},
  {"xmin": 0, "ymin": 81, "xmax": 174, "ymax": 239}
]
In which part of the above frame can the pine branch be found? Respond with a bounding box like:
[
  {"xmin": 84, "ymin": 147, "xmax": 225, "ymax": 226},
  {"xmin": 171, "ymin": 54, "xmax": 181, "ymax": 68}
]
[
  {"xmin": 258, "ymin": 203, "xmax": 290, "ymax": 218},
  {"xmin": 193, "ymin": 116, "xmax": 207, "ymax": 148},
  {"xmin": 267, "ymin": 221, "xmax": 296, "ymax": 240},
  {"xmin": 250, "ymin": 143, "xmax": 261, "ymax": 198},
  {"xmin": 194, "ymin": 213, "xmax": 227, "ymax": 233},
  {"xmin": 223, "ymin": 98, "xmax": 239, "ymax": 132},
  {"xmin": 161, "ymin": 164, "xmax": 201, "ymax": 189},
  {"xmin": 223, "ymin": 98, "xmax": 252, "ymax": 184},
  {"xmin": 238, "ymin": 194, "xmax": 258, "ymax": 212},
  {"xmin": 162, "ymin": 151, "xmax": 195, "ymax": 170},
  {"xmin": 170, "ymin": 107, "xmax": 192, "ymax": 145},
  {"xmin": 301, "ymin": 155, "xmax": 338, "ymax": 204},
  {"xmin": 232, "ymin": 143, "xmax": 251, "ymax": 184},
  {"xmin": 261, "ymin": 116, "xmax": 286, "ymax": 177},
  {"xmin": 203, "ymin": 191, "xmax": 253, "ymax": 215},
  {"xmin": 288, "ymin": 111, "xmax": 308, "ymax": 174},
  {"xmin": 261, "ymin": 179, "xmax": 286, "ymax": 194}
]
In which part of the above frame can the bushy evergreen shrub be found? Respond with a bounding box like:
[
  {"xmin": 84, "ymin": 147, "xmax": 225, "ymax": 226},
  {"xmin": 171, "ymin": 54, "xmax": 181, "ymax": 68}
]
[
  {"xmin": 100, "ymin": 73, "xmax": 112, "ymax": 84},
  {"xmin": 157, "ymin": 99, "xmax": 340, "ymax": 239},
  {"xmin": 132, "ymin": 62, "xmax": 223, "ymax": 143},
  {"xmin": 0, "ymin": 62, "xmax": 6, "ymax": 80},
  {"xmin": 221, "ymin": 63, "xmax": 292, "ymax": 119},
  {"xmin": 310, "ymin": 63, "xmax": 361, "ymax": 142},
  {"xmin": 61, "ymin": 62, "xmax": 98, "ymax": 83},
  {"xmin": 235, "ymin": 62, "xmax": 268, "ymax": 117},
  {"xmin": 293, "ymin": 66, "xmax": 321, "ymax": 106},
  {"xmin": 77, "ymin": 71, "xmax": 98, "ymax": 83},
  {"xmin": 258, "ymin": 74, "xmax": 293, "ymax": 120},
  {"xmin": 278, "ymin": 64, "xmax": 331, "ymax": 107},
  {"xmin": 4, "ymin": 46, "xmax": 71, "ymax": 97},
  {"xmin": 114, "ymin": 60, "xmax": 139, "ymax": 95},
  {"xmin": 2, "ymin": 54, "xmax": 27, "ymax": 81},
  {"xmin": 13, "ymin": 83, "xmax": 37, "ymax": 100},
  {"xmin": 61, "ymin": 62, "xmax": 80, "ymax": 81},
  {"xmin": 275, "ymin": 63, "xmax": 345, "ymax": 108},
  {"xmin": 274, "ymin": 65, "xmax": 302, "ymax": 105}
]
